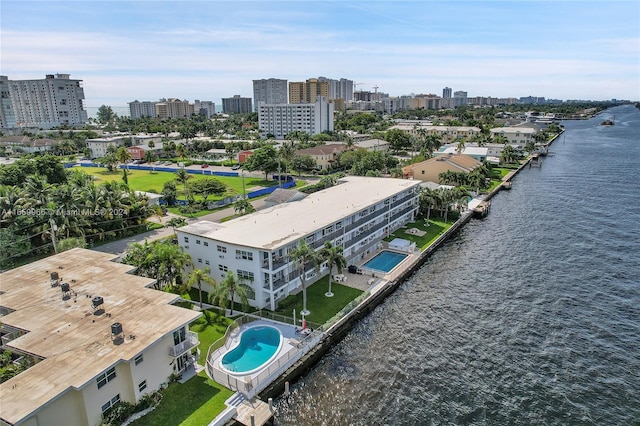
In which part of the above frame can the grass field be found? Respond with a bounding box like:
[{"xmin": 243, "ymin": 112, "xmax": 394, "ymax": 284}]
[{"xmin": 75, "ymin": 166, "xmax": 275, "ymax": 197}]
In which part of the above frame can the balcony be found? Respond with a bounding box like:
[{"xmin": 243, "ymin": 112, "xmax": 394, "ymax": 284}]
[{"xmin": 169, "ymin": 331, "xmax": 199, "ymax": 357}]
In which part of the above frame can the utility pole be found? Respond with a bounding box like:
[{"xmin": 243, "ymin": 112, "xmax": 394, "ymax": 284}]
[{"xmin": 49, "ymin": 218, "xmax": 58, "ymax": 253}]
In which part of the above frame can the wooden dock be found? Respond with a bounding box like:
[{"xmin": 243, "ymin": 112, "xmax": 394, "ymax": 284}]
[{"xmin": 235, "ymin": 397, "xmax": 273, "ymax": 426}]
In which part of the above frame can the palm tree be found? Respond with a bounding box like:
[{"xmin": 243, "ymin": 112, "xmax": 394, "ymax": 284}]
[
  {"xmin": 153, "ymin": 243, "xmax": 192, "ymax": 290},
  {"xmin": 211, "ymin": 271, "xmax": 249, "ymax": 316},
  {"xmin": 176, "ymin": 143, "xmax": 187, "ymax": 163},
  {"xmin": 288, "ymin": 240, "xmax": 320, "ymax": 316},
  {"xmin": 166, "ymin": 217, "xmax": 187, "ymax": 236},
  {"xmin": 233, "ymin": 198, "xmax": 255, "ymax": 216},
  {"xmin": 319, "ymin": 241, "xmax": 346, "ymax": 297},
  {"xmin": 187, "ymin": 267, "xmax": 216, "ymax": 309},
  {"xmin": 174, "ymin": 169, "xmax": 192, "ymax": 202}
]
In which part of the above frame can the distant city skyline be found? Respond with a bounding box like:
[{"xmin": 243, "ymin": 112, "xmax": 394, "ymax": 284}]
[{"xmin": 2, "ymin": 1, "xmax": 639, "ymax": 110}]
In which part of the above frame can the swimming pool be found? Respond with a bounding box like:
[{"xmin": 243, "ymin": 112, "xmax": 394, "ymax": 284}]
[
  {"xmin": 363, "ymin": 250, "xmax": 408, "ymax": 273},
  {"xmin": 221, "ymin": 326, "xmax": 282, "ymax": 375}
]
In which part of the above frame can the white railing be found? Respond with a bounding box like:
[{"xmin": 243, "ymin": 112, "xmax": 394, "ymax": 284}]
[
  {"xmin": 169, "ymin": 331, "xmax": 200, "ymax": 357},
  {"xmin": 205, "ymin": 314, "xmax": 322, "ymax": 398}
]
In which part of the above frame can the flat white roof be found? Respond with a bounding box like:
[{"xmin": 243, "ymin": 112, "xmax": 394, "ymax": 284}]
[
  {"xmin": 439, "ymin": 146, "xmax": 489, "ymax": 156},
  {"xmin": 179, "ymin": 176, "xmax": 421, "ymax": 250},
  {"xmin": 0, "ymin": 249, "xmax": 201, "ymax": 425}
]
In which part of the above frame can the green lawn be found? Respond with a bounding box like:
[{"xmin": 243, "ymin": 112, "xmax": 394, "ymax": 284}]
[
  {"xmin": 75, "ymin": 166, "xmax": 275, "ymax": 197},
  {"xmin": 274, "ymin": 277, "xmax": 363, "ymax": 325},
  {"xmin": 128, "ymin": 371, "xmax": 233, "ymax": 426},
  {"xmin": 189, "ymin": 310, "xmax": 231, "ymax": 362},
  {"xmin": 385, "ymin": 218, "xmax": 452, "ymax": 250}
]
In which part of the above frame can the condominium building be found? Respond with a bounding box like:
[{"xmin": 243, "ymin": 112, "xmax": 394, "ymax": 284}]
[
  {"xmin": 1, "ymin": 74, "xmax": 87, "ymax": 129},
  {"xmin": 453, "ymin": 91, "xmax": 468, "ymax": 107},
  {"xmin": 258, "ymin": 96, "xmax": 334, "ymax": 139},
  {"xmin": 0, "ymin": 249, "xmax": 201, "ymax": 426},
  {"xmin": 155, "ymin": 98, "xmax": 194, "ymax": 119},
  {"xmin": 177, "ymin": 176, "xmax": 421, "ymax": 311},
  {"xmin": 221, "ymin": 95, "xmax": 252, "ymax": 114},
  {"xmin": 317, "ymin": 77, "xmax": 354, "ymax": 102},
  {"xmin": 0, "ymin": 76, "xmax": 17, "ymax": 129},
  {"xmin": 289, "ymin": 78, "xmax": 330, "ymax": 104},
  {"xmin": 252, "ymin": 78, "xmax": 288, "ymax": 112},
  {"xmin": 387, "ymin": 123, "xmax": 482, "ymax": 144},
  {"xmin": 85, "ymin": 136, "xmax": 127, "ymax": 159},
  {"xmin": 194, "ymin": 100, "xmax": 216, "ymax": 118},
  {"xmin": 489, "ymin": 126, "xmax": 535, "ymax": 145},
  {"xmin": 128, "ymin": 100, "xmax": 158, "ymax": 119}
]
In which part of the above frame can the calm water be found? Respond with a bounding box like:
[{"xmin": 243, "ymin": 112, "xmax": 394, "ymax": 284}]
[{"xmin": 274, "ymin": 105, "xmax": 640, "ymax": 425}]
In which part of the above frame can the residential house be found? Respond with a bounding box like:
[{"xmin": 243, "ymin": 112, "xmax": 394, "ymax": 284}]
[
  {"xmin": 295, "ymin": 144, "xmax": 346, "ymax": 170},
  {"xmin": 402, "ymin": 154, "xmax": 482, "ymax": 184}
]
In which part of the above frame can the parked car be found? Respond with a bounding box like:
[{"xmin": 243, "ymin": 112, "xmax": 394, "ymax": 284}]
[
  {"xmin": 231, "ymin": 164, "xmax": 241, "ymax": 170},
  {"xmin": 201, "ymin": 164, "xmax": 209, "ymax": 168}
]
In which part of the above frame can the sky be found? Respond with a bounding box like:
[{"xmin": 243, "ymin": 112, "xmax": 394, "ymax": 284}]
[{"xmin": 2, "ymin": 0, "xmax": 639, "ymax": 114}]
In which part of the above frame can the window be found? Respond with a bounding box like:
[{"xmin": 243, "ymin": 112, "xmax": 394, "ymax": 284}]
[
  {"xmin": 138, "ymin": 380, "xmax": 147, "ymax": 392},
  {"xmin": 198, "ymin": 258, "xmax": 202, "ymax": 263},
  {"xmin": 102, "ymin": 394, "xmax": 121, "ymax": 414},
  {"xmin": 217, "ymin": 245, "xmax": 227, "ymax": 253},
  {"xmin": 235, "ymin": 250, "xmax": 253, "ymax": 261},
  {"xmin": 219, "ymin": 265, "xmax": 228, "ymax": 272},
  {"xmin": 205, "ymin": 260, "xmax": 210, "ymax": 265},
  {"xmin": 134, "ymin": 354, "xmax": 143, "ymax": 365},
  {"xmin": 184, "ymin": 237, "xmax": 189, "ymax": 243},
  {"xmin": 97, "ymin": 367, "xmax": 117, "ymax": 389},
  {"xmin": 237, "ymin": 270, "xmax": 254, "ymax": 282},
  {"xmin": 196, "ymin": 240, "xmax": 201, "ymax": 245},
  {"xmin": 203, "ymin": 241, "xmax": 209, "ymax": 247}
]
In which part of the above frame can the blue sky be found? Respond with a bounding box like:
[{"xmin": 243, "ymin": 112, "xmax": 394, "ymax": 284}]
[{"xmin": 2, "ymin": 0, "xmax": 639, "ymax": 111}]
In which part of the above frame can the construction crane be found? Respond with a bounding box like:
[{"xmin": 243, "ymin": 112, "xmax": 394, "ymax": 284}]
[
  {"xmin": 354, "ymin": 82, "xmax": 365, "ymax": 92},
  {"xmin": 373, "ymin": 84, "xmax": 379, "ymax": 94}
]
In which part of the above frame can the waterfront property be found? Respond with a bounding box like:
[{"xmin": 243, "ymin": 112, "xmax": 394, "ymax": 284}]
[
  {"xmin": 176, "ymin": 176, "xmax": 421, "ymax": 311},
  {"xmin": 362, "ymin": 250, "xmax": 409, "ymax": 274},
  {"xmin": 0, "ymin": 248, "xmax": 201, "ymax": 426},
  {"xmin": 402, "ymin": 153, "xmax": 482, "ymax": 184}
]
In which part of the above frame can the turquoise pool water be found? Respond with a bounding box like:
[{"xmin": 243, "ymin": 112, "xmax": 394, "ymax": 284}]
[
  {"xmin": 221, "ymin": 326, "xmax": 281, "ymax": 374},
  {"xmin": 363, "ymin": 251, "xmax": 408, "ymax": 273}
]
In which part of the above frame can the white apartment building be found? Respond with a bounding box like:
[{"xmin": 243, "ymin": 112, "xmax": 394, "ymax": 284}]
[
  {"xmin": 128, "ymin": 100, "xmax": 158, "ymax": 119},
  {"xmin": 177, "ymin": 176, "xmax": 421, "ymax": 311},
  {"xmin": 86, "ymin": 136, "xmax": 127, "ymax": 159},
  {"xmin": 0, "ymin": 249, "xmax": 201, "ymax": 426},
  {"xmin": 0, "ymin": 76, "xmax": 17, "ymax": 129},
  {"xmin": 194, "ymin": 100, "xmax": 216, "ymax": 118},
  {"xmin": 258, "ymin": 96, "xmax": 334, "ymax": 139},
  {"xmin": 155, "ymin": 98, "xmax": 194, "ymax": 119},
  {"xmin": 490, "ymin": 127, "xmax": 535, "ymax": 145},
  {"xmin": 2, "ymin": 74, "xmax": 87, "ymax": 130},
  {"xmin": 252, "ymin": 78, "xmax": 288, "ymax": 112}
]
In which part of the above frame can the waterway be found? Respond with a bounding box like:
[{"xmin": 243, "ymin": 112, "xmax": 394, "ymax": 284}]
[{"xmin": 274, "ymin": 104, "xmax": 640, "ymax": 425}]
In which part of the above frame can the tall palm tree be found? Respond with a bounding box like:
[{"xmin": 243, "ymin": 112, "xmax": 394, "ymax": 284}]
[
  {"xmin": 187, "ymin": 267, "xmax": 216, "ymax": 309},
  {"xmin": 152, "ymin": 243, "xmax": 192, "ymax": 290},
  {"xmin": 233, "ymin": 198, "xmax": 255, "ymax": 216},
  {"xmin": 319, "ymin": 241, "xmax": 346, "ymax": 297},
  {"xmin": 174, "ymin": 169, "xmax": 192, "ymax": 202},
  {"xmin": 212, "ymin": 271, "xmax": 249, "ymax": 316},
  {"xmin": 166, "ymin": 217, "xmax": 187, "ymax": 236},
  {"xmin": 288, "ymin": 240, "xmax": 320, "ymax": 316}
]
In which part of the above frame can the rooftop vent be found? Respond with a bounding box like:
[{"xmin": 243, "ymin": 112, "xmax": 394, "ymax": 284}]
[
  {"xmin": 60, "ymin": 282, "xmax": 70, "ymax": 293},
  {"xmin": 50, "ymin": 271, "xmax": 59, "ymax": 281},
  {"xmin": 92, "ymin": 296, "xmax": 104, "ymax": 308},
  {"xmin": 111, "ymin": 322, "xmax": 123, "ymax": 336}
]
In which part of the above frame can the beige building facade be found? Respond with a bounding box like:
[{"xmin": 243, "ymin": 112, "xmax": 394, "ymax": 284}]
[{"xmin": 402, "ymin": 153, "xmax": 482, "ymax": 183}]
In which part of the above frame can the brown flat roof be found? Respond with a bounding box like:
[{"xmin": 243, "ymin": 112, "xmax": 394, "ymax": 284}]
[{"xmin": 0, "ymin": 248, "xmax": 201, "ymax": 425}]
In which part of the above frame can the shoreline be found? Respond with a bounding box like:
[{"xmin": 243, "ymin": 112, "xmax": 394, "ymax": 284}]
[{"xmin": 258, "ymin": 129, "xmax": 565, "ymax": 403}]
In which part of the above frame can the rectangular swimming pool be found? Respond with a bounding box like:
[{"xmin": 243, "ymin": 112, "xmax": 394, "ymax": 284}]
[{"xmin": 363, "ymin": 250, "xmax": 408, "ymax": 273}]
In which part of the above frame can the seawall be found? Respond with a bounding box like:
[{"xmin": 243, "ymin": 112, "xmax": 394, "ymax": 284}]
[{"xmin": 259, "ymin": 130, "xmax": 565, "ymax": 401}]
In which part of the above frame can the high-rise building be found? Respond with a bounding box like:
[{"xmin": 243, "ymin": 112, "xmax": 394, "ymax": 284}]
[
  {"xmin": 194, "ymin": 100, "xmax": 216, "ymax": 118},
  {"xmin": 258, "ymin": 96, "xmax": 334, "ymax": 139},
  {"xmin": 2, "ymin": 74, "xmax": 87, "ymax": 129},
  {"xmin": 0, "ymin": 76, "xmax": 17, "ymax": 129},
  {"xmin": 289, "ymin": 78, "xmax": 330, "ymax": 104},
  {"xmin": 443, "ymin": 87, "xmax": 452, "ymax": 99},
  {"xmin": 453, "ymin": 91, "xmax": 468, "ymax": 107},
  {"xmin": 252, "ymin": 78, "xmax": 288, "ymax": 112},
  {"xmin": 128, "ymin": 100, "xmax": 158, "ymax": 119},
  {"xmin": 222, "ymin": 95, "xmax": 252, "ymax": 114},
  {"xmin": 317, "ymin": 77, "xmax": 354, "ymax": 101},
  {"xmin": 155, "ymin": 98, "xmax": 194, "ymax": 119}
]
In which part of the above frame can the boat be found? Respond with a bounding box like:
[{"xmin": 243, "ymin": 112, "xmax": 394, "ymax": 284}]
[{"xmin": 601, "ymin": 116, "xmax": 615, "ymax": 126}]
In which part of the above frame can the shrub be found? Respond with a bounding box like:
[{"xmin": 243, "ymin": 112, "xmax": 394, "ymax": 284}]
[{"xmin": 102, "ymin": 401, "xmax": 135, "ymax": 426}]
